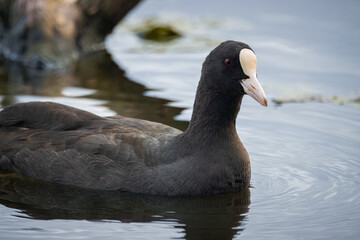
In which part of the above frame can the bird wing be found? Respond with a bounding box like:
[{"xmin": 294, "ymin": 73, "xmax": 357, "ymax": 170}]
[{"xmin": 0, "ymin": 102, "xmax": 181, "ymax": 190}]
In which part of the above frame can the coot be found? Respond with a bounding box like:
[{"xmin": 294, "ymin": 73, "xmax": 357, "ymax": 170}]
[{"xmin": 0, "ymin": 41, "xmax": 267, "ymax": 196}]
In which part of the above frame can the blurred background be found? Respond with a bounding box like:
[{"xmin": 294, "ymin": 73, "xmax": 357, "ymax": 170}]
[{"xmin": 0, "ymin": 0, "xmax": 359, "ymax": 239}]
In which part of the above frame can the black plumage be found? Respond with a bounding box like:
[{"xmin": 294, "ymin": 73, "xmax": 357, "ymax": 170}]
[{"xmin": 0, "ymin": 41, "xmax": 267, "ymax": 196}]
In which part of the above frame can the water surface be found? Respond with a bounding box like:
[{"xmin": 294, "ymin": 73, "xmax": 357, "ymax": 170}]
[{"xmin": 0, "ymin": 0, "xmax": 359, "ymax": 239}]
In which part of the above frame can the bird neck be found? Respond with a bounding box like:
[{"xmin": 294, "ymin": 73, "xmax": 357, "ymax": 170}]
[
  {"xmin": 183, "ymin": 76, "xmax": 243, "ymax": 143},
  {"xmin": 162, "ymin": 76, "xmax": 245, "ymax": 163}
]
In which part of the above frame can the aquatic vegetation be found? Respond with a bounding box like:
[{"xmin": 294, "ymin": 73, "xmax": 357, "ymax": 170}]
[
  {"xmin": 136, "ymin": 25, "xmax": 181, "ymax": 42},
  {"xmin": 272, "ymin": 94, "xmax": 358, "ymax": 106}
]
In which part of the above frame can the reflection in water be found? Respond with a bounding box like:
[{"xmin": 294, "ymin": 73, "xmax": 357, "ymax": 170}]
[
  {"xmin": 0, "ymin": 51, "xmax": 188, "ymax": 130},
  {"xmin": 0, "ymin": 59, "xmax": 75, "ymax": 100},
  {"xmin": 1, "ymin": 0, "xmax": 360, "ymax": 238},
  {"xmin": 0, "ymin": 170, "xmax": 250, "ymax": 240}
]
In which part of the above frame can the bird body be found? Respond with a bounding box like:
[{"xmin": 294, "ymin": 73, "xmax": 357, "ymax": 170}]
[{"xmin": 0, "ymin": 41, "xmax": 267, "ymax": 196}]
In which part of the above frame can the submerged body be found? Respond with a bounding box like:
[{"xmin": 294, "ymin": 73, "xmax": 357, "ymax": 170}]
[{"xmin": 0, "ymin": 41, "xmax": 267, "ymax": 196}]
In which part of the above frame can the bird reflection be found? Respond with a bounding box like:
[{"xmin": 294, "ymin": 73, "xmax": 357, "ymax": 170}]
[{"xmin": 0, "ymin": 171, "xmax": 250, "ymax": 240}]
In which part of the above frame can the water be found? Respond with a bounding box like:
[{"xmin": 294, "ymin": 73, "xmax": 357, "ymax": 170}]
[{"xmin": 0, "ymin": 0, "xmax": 360, "ymax": 239}]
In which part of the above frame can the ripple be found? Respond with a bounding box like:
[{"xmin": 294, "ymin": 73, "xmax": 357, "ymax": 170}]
[{"xmin": 240, "ymin": 102, "xmax": 360, "ymax": 239}]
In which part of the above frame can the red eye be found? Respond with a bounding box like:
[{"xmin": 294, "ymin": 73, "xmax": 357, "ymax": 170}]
[{"xmin": 225, "ymin": 58, "xmax": 232, "ymax": 67}]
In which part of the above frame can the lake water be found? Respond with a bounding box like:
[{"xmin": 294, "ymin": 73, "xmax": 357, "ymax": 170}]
[{"xmin": 0, "ymin": 0, "xmax": 360, "ymax": 239}]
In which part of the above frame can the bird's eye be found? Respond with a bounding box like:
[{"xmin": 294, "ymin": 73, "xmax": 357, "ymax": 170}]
[{"xmin": 225, "ymin": 58, "xmax": 232, "ymax": 67}]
